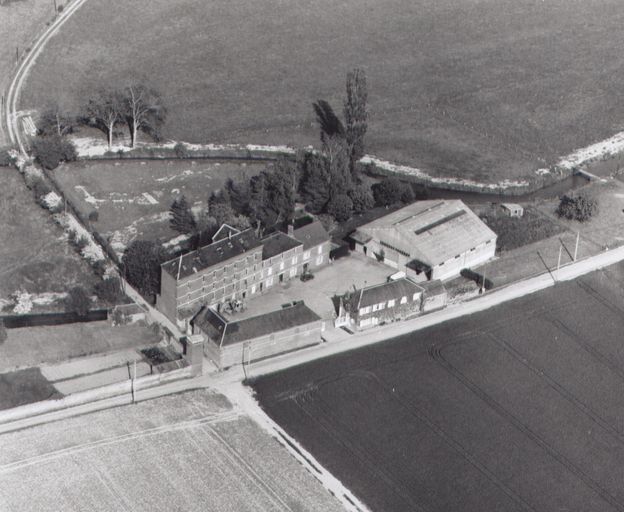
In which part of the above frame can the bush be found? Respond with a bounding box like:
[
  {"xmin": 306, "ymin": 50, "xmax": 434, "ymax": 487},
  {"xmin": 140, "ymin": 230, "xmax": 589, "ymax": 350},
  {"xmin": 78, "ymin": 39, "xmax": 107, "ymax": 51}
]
[
  {"xmin": 174, "ymin": 142, "xmax": 188, "ymax": 158},
  {"xmin": 31, "ymin": 177, "xmax": 52, "ymax": 198},
  {"xmin": 349, "ymin": 184, "xmax": 374, "ymax": 214},
  {"xmin": 0, "ymin": 148, "xmax": 15, "ymax": 167},
  {"xmin": 64, "ymin": 286, "xmax": 91, "ymax": 317},
  {"xmin": 556, "ymin": 194, "xmax": 598, "ymax": 222},
  {"xmin": 95, "ymin": 277, "xmax": 123, "ymax": 304},
  {"xmin": 460, "ymin": 268, "xmax": 494, "ymax": 290},
  {"xmin": 372, "ymin": 178, "xmax": 404, "ymax": 207},
  {"xmin": 88, "ymin": 210, "xmax": 99, "ymax": 222},
  {"xmin": 327, "ymin": 194, "xmax": 353, "ymax": 222},
  {"xmin": 31, "ymin": 135, "xmax": 77, "ymax": 170},
  {"xmin": 75, "ymin": 236, "xmax": 89, "ymax": 251}
]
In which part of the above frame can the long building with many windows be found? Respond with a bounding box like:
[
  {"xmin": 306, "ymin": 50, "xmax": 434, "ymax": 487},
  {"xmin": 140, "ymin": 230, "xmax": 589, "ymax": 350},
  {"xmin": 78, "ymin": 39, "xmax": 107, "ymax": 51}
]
[{"xmin": 157, "ymin": 222, "xmax": 330, "ymax": 323}]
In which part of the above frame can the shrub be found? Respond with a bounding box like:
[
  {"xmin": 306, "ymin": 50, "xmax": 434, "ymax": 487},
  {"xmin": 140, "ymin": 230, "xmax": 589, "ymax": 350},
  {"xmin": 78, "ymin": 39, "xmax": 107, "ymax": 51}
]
[
  {"xmin": 327, "ymin": 194, "xmax": 353, "ymax": 222},
  {"xmin": 460, "ymin": 268, "xmax": 494, "ymax": 290},
  {"xmin": 349, "ymin": 184, "xmax": 374, "ymax": 214},
  {"xmin": 372, "ymin": 178, "xmax": 404, "ymax": 207},
  {"xmin": 31, "ymin": 135, "xmax": 77, "ymax": 170},
  {"xmin": 556, "ymin": 194, "xmax": 598, "ymax": 222},
  {"xmin": 64, "ymin": 286, "xmax": 91, "ymax": 317},
  {"xmin": 88, "ymin": 210, "xmax": 99, "ymax": 222},
  {"xmin": 0, "ymin": 148, "xmax": 15, "ymax": 167},
  {"xmin": 174, "ymin": 142, "xmax": 188, "ymax": 158},
  {"xmin": 31, "ymin": 177, "xmax": 52, "ymax": 198},
  {"xmin": 57, "ymin": 3, "xmax": 63, "ymax": 12},
  {"xmin": 95, "ymin": 277, "xmax": 123, "ymax": 304},
  {"xmin": 75, "ymin": 236, "xmax": 89, "ymax": 251}
]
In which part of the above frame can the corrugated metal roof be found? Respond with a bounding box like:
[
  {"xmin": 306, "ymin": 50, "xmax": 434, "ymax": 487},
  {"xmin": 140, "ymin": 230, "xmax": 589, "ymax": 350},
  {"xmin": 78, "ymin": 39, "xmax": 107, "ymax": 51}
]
[{"xmin": 354, "ymin": 200, "xmax": 496, "ymax": 267}]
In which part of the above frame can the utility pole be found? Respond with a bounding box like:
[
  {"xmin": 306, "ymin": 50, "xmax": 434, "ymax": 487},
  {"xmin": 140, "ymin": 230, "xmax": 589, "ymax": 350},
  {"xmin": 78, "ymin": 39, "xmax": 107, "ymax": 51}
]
[
  {"xmin": 15, "ymin": 47, "xmax": 19, "ymax": 65},
  {"xmin": 53, "ymin": 0, "xmax": 57, "ymax": 13},
  {"xmin": 574, "ymin": 232, "xmax": 580, "ymax": 261},
  {"xmin": 556, "ymin": 245, "xmax": 562, "ymax": 280}
]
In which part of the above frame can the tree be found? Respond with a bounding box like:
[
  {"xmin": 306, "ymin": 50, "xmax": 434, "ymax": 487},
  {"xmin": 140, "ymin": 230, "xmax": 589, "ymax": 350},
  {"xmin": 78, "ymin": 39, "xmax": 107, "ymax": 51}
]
[
  {"xmin": 122, "ymin": 240, "xmax": 164, "ymax": 299},
  {"xmin": 83, "ymin": 90, "xmax": 123, "ymax": 149},
  {"xmin": 349, "ymin": 184, "xmax": 374, "ymax": 213},
  {"xmin": 299, "ymin": 152, "xmax": 331, "ymax": 213},
  {"xmin": 225, "ymin": 177, "xmax": 252, "ymax": 216},
  {"xmin": 37, "ymin": 104, "xmax": 75, "ymax": 137},
  {"xmin": 313, "ymin": 100, "xmax": 344, "ymax": 143},
  {"xmin": 0, "ymin": 319, "xmax": 6, "ymax": 345},
  {"xmin": 169, "ymin": 195, "xmax": 196, "ymax": 234},
  {"xmin": 122, "ymin": 83, "xmax": 166, "ymax": 147},
  {"xmin": 31, "ymin": 135, "xmax": 77, "ymax": 170},
  {"xmin": 207, "ymin": 189, "xmax": 236, "ymax": 227},
  {"xmin": 327, "ymin": 193, "xmax": 353, "ymax": 222},
  {"xmin": 344, "ymin": 68, "xmax": 368, "ymax": 173},
  {"xmin": 65, "ymin": 286, "xmax": 91, "ymax": 317},
  {"xmin": 556, "ymin": 194, "xmax": 598, "ymax": 222}
]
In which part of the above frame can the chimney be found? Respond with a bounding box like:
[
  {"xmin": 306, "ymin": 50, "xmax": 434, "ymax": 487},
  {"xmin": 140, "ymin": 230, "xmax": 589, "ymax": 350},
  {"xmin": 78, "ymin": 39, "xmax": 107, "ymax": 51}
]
[{"xmin": 288, "ymin": 224, "xmax": 294, "ymax": 237}]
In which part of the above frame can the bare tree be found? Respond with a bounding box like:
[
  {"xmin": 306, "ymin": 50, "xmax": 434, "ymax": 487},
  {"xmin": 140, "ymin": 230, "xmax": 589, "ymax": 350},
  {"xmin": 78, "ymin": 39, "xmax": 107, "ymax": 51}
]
[
  {"xmin": 37, "ymin": 103, "xmax": 74, "ymax": 137},
  {"xmin": 122, "ymin": 83, "xmax": 166, "ymax": 148},
  {"xmin": 84, "ymin": 90, "xmax": 123, "ymax": 149}
]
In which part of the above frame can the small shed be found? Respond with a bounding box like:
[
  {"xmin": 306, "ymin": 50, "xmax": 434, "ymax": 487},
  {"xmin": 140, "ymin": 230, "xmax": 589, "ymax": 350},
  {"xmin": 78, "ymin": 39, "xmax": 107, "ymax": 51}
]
[
  {"xmin": 420, "ymin": 280, "xmax": 448, "ymax": 312},
  {"xmin": 501, "ymin": 203, "xmax": 524, "ymax": 218}
]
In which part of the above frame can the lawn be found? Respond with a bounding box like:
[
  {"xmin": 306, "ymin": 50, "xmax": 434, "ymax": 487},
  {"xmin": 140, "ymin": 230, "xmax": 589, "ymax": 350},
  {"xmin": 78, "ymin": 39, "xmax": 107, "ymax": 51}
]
[
  {"xmin": 52, "ymin": 158, "xmax": 266, "ymax": 255},
  {"xmin": 0, "ymin": 169, "xmax": 97, "ymax": 309},
  {"xmin": 253, "ymin": 263, "xmax": 624, "ymax": 512},
  {"xmin": 19, "ymin": 0, "xmax": 624, "ymax": 181},
  {"xmin": 0, "ymin": 320, "xmax": 160, "ymax": 373},
  {"xmin": 0, "ymin": 368, "xmax": 60, "ymax": 411},
  {"xmin": 0, "ymin": 0, "xmax": 57, "ymax": 145},
  {"xmin": 0, "ymin": 389, "xmax": 343, "ymax": 512}
]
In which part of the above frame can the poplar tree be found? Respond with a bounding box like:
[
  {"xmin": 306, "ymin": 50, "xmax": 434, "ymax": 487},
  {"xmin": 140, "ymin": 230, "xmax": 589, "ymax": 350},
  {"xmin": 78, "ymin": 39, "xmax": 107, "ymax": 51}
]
[{"xmin": 343, "ymin": 68, "xmax": 368, "ymax": 173}]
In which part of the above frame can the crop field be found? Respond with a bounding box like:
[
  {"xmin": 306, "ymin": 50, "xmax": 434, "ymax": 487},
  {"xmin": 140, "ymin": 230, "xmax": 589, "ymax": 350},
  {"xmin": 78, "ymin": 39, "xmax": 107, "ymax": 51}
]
[
  {"xmin": 254, "ymin": 263, "xmax": 624, "ymax": 512},
  {"xmin": 0, "ymin": 170, "xmax": 97, "ymax": 308},
  {"xmin": 52, "ymin": 159, "xmax": 265, "ymax": 255},
  {"xmin": 0, "ymin": 389, "xmax": 342, "ymax": 512},
  {"xmin": 19, "ymin": 0, "xmax": 624, "ymax": 181}
]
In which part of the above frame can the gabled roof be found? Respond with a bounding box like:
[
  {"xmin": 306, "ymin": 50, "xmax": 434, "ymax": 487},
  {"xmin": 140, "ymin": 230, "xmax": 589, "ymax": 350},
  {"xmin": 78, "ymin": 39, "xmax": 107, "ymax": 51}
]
[
  {"xmin": 262, "ymin": 231, "xmax": 302, "ymax": 260},
  {"xmin": 353, "ymin": 200, "xmax": 496, "ymax": 268},
  {"xmin": 162, "ymin": 229, "xmax": 262, "ymax": 280},
  {"xmin": 293, "ymin": 221, "xmax": 330, "ymax": 250},
  {"xmin": 212, "ymin": 223, "xmax": 241, "ymax": 242},
  {"xmin": 355, "ymin": 278, "xmax": 424, "ymax": 309},
  {"xmin": 193, "ymin": 302, "xmax": 321, "ymax": 347}
]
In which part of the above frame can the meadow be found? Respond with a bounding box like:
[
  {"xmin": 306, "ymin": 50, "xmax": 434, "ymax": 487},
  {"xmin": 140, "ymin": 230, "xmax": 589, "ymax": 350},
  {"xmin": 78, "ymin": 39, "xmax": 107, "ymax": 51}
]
[
  {"xmin": 52, "ymin": 158, "xmax": 265, "ymax": 256},
  {"xmin": 18, "ymin": 0, "xmax": 624, "ymax": 181},
  {"xmin": 0, "ymin": 170, "xmax": 97, "ymax": 308},
  {"xmin": 254, "ymin": 263, "xmax": 624, "ymax": 512}
]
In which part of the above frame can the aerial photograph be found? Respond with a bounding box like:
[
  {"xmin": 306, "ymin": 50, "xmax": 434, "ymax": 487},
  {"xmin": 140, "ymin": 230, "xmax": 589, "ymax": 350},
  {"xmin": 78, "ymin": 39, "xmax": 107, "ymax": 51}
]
[{"xmin": 3, "ymin": 0, "xmax": 624, "ymax": 510}]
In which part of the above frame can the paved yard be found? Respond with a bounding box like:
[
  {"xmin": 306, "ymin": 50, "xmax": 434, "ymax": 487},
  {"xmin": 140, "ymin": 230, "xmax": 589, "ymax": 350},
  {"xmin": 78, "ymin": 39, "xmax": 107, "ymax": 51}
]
[{"xmin": 225, "ymin": 252, "xmax": 393, "ymax": 321}]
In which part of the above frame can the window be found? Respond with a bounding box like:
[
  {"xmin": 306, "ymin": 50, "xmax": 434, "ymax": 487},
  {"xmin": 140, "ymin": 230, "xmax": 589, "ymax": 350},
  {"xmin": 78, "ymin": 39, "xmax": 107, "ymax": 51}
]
[
  {"xmin": 316, "ymin": 255, "xmax": 323, "ymax": 265},
  {"xmin": 303, "ymin": 251, "xmax": 311, "ymax": 260},
  {"xmin": 318, "ymin": 245, "xmax": 323, "ymax": 254},
  {"xmin": 359, "ymin": 306, "xmax": 371, "ymax": 316},
  {"xmin": 388, "ymin": 299, "xmax": 395, "ymax": 308},
  {"xmin": 268, "ymin": 267, "xmax": 273, "ymax": 276},
  {"xmin": 290, "ymin": 267, "xmax": 297, "ymax": 277},
  {"xmin": 378, "ymin": 302, "xmax": 385, "ymax": 310},
  {"xmin": 400, "ymin": 296, "xmax": 407, "ymax": 304},
  {"xmin": 412, "ymin": 293, "xmax": 419, "ymax": 301},
  {"xmin": 279, "ymin": 261, "xmax": 285, "ymax": 271},
  {"xmin": 292, "ymin": 256, "xmax": 298, "ymax": 265}
]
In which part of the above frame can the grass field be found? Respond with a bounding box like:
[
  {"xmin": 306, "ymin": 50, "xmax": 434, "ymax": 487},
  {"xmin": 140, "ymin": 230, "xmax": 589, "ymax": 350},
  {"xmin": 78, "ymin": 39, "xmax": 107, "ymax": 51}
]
[
  {"xmin": 0, "ymin": 389, "xmax": 342, "ymax": 511},
  {"xmin": 254, "ymin": 263, "xmax": 624, "ymax": 512},
  {"xmin": 0, "ymin": 0, "xmax": 56, "ymax": 145},
  {"xmin": 19, "ymin": 0, "xmax": 624, "ymax": 181},
  {"xmin": 0, "ymin": 320, "xmax": 160, "ymax": 373},
  {"xmin": 0, "ymin": 170, "xmax": 97, "ymax": 307},
  {"xmin": 52, "ymin": 159, "xmax": 265, "ymax": 255},
  {"xmin": 0, "ymin": 368, "xmax": 60, "ymax": 411}
]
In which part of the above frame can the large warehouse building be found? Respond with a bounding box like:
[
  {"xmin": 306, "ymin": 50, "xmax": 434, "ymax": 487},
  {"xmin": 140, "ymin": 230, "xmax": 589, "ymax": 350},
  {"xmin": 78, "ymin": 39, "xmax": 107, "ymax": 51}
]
[{"xmin": 351, "ymin": 200, "xmax": 496, "ymax": 281}]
